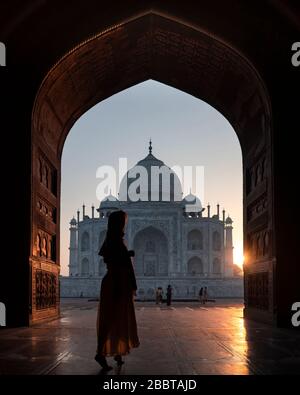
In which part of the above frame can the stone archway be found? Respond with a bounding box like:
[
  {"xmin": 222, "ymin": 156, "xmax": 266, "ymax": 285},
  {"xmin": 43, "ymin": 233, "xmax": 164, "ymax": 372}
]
[{"xmin": 29, "ymin": 11, "xmax": 275, "ymax": 325}]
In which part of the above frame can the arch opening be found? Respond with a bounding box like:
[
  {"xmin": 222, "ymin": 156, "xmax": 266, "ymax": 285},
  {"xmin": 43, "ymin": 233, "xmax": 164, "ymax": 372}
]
[
  {"xmin": 31, "ymin": 11, "xmax": 273, "ymax": 324},
  {"xmin": 187, "ymin": 257, "xmax": 204, "ymax": 276},
  {"xmin": 133, "ymin": 226, "xmax": 169, "ymax": 277},
  {"xmin": 187, "ymin": 229, "xmax": 203, "ymax": 251}
]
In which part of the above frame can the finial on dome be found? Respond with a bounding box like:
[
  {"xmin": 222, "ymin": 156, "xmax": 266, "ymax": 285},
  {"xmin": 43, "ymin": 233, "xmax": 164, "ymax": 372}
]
[{"xmin": 149, "ymin": 138, "xmax": 152, "ymax": 154}]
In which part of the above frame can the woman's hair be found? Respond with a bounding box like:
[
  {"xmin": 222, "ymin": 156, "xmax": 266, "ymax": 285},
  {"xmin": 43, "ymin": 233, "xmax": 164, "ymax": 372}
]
[
  {"xmin": 106, "ymin": 210, "xmax": 127, "ymax": 240},
  {"xmin": 99, "ymin": 210, "xmax": 128, "ymax": 257}
]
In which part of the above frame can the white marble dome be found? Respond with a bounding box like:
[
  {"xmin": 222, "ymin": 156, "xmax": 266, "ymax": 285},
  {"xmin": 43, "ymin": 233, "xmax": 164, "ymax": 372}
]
[
  {"xmin": 182, "ymin": 193, "xmax": 203, "ymax": 212},
  {"xmin": 119, "ymin": 141, "xmax": 182, "ymax": 203},
  {"xmin": 99, "ymin": 193, "xmax": 119, "ymax": 209}
]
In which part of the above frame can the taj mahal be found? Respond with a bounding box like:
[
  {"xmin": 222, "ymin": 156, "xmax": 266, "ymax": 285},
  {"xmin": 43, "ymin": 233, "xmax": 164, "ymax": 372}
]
[{"xmin": 60, "ymin": 142, "xmax": 243, "ymax": 299}]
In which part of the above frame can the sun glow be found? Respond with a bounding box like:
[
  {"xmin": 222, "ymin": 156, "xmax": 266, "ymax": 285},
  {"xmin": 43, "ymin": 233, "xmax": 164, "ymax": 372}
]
[{"xmin": 234, "ymin": 244, "xmax": 244, "ymax": 268}]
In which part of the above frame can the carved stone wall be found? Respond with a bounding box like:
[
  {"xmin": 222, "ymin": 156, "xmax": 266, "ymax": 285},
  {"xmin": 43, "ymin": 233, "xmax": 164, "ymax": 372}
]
[
  {"xmin": 35, "ymin": 270, "xmax": 57, "ymax": 310},
  {"xmin": 37, "ymin": 154, "xmax": 57, "ymax": 196},
  {"xmin": 247, "ymin": 272, "xmax": 269, "ymax": 310},
  {"xmin": 30, "ymin": 136, "xmax": 60, "ymax": 323},
  {"xmin": 36, "ymin": 196, "xmax": 57, "ymax": 224},
  {"xmin": 244, "ymin": 143, "xmax": 274, "ymax": 317},
  {"xmin": 35, "ymin": 229, "xmax": 56, "ymax": 261}
]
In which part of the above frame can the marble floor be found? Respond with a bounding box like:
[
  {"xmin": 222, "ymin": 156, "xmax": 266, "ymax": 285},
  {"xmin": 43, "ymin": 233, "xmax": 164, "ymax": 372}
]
[{"xmin": 0, "ymin": 299, "xmax": 299, "ymax": 375}]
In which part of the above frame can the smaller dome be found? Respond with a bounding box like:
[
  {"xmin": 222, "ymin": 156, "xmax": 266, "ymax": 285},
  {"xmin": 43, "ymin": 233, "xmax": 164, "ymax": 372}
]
[
  {"xmin": 182, "ymin": 193, "xmax": 203, "ymax": 212},
  {"xmin": 225, "ymin": 216, "xmax": 233, "ymax": 224},
  {"xmin": 70, "ymin": 217, "xmax": 76, "ymax": 225},
  {"xmin": 99, "ymin": 194, "xmax": 120, "ymax": 209}
]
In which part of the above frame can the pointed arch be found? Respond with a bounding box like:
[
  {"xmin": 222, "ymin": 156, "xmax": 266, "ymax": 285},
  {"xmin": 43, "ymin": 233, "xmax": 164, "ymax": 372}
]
[
  {"xmin": 187, "ymin": 256, "xmax": 203, "ymax": 275},
  {"xmin": 81, "ymin": 258, "xmax": 89, "ymax": 276},
  {"xmin": 133, "ymin": 226, "xmax": 168, "ymax": 276},
  {"xmin": 81, "ymin": 232, "xmax": 90, "ymax": 251},
  {"xmin": 213, "ymin": 231, "xmax": 221, "ymax": 251},
  {"xmin": 187, "ymin": 229, "xmax": 203, "ymax": 250}
]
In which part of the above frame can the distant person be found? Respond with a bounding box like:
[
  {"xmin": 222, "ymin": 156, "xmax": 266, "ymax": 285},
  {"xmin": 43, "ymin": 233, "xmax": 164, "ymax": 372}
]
[
  {"xmin": 95, "ymin": 210, "xmax": 139, "ymax": 371},
  {"xmin": 160, "ymin": 288, "xmax": 164, "ymax": 304},
  {"xmin": 166, "ymin": 285, "xmax": 172, "ymax": 306},
  {"xmin": 198, "ymin": 287, "xmax": 204, "ymax": 304},
  {"xmin": 157, "ymin": 287, "xmax": 163, "ymax": 304},
  {"xmin": 203, "ymin": 286, "xmax": 208, "ymax": 304},
  {"xmin": 155, "ymin": 288, "xmax": 160, "ymax": 304}
]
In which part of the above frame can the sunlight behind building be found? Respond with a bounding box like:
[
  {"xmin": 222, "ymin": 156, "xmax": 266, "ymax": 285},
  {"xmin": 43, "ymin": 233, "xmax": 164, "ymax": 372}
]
[{"xmin": 234, "ymin": 245, "xmax": 244, "ymax": 268}]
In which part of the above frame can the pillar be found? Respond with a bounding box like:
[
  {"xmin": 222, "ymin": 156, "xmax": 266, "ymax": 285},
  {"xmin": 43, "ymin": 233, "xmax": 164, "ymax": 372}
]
[
  {"xmin": 69, "ymin": 218, "xmax": 78, "ymax": 276},
  {"xmin": 225, "ymin": 218, "xmax": 234, "ymax": 277}
]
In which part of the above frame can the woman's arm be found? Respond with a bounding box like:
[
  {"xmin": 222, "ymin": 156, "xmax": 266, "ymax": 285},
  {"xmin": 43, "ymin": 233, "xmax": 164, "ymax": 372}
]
[
  {"xmin": 128, "ymin": 261, "xmax": 138, "ymax": 291},
  {"xmin": 128, "ymin": 250, "xmax": 135, "ymax": 257},
  {"xmin": 100, "ymin": 240, "xmax": 131, "ymax": 262}
]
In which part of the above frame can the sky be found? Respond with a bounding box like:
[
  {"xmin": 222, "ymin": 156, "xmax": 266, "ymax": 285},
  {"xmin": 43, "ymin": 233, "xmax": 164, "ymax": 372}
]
[{"xmin": 60, "ymin": 80, "xmax": 243, "ymax": 276}]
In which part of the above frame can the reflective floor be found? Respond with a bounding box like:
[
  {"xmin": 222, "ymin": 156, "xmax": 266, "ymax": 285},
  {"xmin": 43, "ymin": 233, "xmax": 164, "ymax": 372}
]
[{"xmin": 1, "ymin": 299, "xmax": 300, "ymax": 375}]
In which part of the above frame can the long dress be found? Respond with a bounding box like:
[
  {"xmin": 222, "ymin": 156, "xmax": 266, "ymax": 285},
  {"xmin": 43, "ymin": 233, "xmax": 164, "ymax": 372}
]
[{"xmin": 96, "ymin": 237, "xmax": 140, "ymax": 356}]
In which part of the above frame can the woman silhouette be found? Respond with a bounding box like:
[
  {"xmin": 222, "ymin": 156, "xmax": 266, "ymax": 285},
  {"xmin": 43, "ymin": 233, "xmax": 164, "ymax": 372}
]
[{"xmin": 95, "ymin": 210, "xmax": 140, "ymax": 370}]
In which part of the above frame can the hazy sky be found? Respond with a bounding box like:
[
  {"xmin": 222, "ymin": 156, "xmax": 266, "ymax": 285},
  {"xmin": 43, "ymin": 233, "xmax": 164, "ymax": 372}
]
[{"xmin": 60, "ymin": 80, "xmax": 243, "ymax": 276}]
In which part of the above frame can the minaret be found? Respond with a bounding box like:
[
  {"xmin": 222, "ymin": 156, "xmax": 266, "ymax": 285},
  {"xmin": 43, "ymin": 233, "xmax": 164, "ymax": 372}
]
[
  {"xmin": 224, "ymin": 216, "xmax": 234, "ymax": 277},
  {"xmin": 91, "ymin": 204, "xmax": 95, "ymax": 276},
  {"xmin": 68, "ymin": 217, "xmax": 78, "ymax": 276}
]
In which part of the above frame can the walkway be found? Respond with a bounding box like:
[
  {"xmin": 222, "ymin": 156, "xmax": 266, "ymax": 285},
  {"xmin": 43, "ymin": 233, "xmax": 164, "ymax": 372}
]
[{"xmin": 1, "ymin": 299, "xmax": 299, "ymax": 375}]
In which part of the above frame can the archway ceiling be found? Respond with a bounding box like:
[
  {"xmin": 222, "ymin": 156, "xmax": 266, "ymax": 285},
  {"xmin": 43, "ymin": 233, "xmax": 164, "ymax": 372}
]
[
  {"xmin": 32, "ymin": 13, "xmax": 272, "ymax": 159},
  {"xmin": 2, "ymin": 1, "xmax": 299, "ymax": 69}
]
